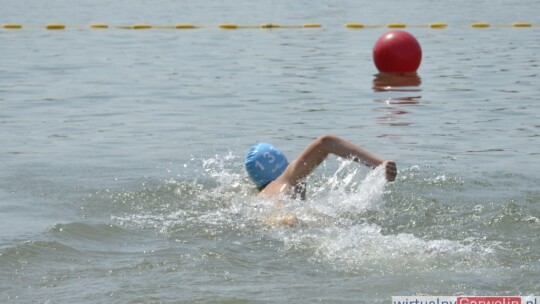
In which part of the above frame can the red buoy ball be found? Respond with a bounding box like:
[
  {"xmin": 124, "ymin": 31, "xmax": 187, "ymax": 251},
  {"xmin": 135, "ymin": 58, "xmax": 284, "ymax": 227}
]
[{"xmin": 373, "ymin": 30, "xmax": 422, "ymax": 73}]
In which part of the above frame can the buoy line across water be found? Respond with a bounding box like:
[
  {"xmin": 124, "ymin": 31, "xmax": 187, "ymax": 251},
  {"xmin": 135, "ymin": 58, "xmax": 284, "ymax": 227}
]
[{"xmin": 1, "ymin": 22, "xmax": 539, "ymax": 30}]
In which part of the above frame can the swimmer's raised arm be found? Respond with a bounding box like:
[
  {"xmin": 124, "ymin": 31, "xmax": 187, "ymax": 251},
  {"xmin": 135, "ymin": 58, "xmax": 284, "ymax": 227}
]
[
  {"xmin": 246, "ymin": 134, "xmax": 396, "ymax": 199},
  {"xmin": 280, "ymin": 134, "xmax": 397, "ymax": 185}
]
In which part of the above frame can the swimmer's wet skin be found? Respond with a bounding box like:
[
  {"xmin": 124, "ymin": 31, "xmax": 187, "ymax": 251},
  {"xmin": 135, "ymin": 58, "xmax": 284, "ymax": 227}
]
[{"xmin": 263, "ymin": 213, "xmax": 299, "ymax": 227}]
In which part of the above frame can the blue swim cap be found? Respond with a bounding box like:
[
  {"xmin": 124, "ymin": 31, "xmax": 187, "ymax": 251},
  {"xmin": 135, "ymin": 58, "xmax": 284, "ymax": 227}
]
[{"xmin": 245, "ymin": 143, "xmax": 288, "ymax": 189}]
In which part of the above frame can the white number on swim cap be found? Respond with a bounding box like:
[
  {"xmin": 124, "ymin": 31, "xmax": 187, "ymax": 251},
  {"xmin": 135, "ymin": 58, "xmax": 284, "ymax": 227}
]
[
  {"xmin": 255, "ymin": 160, "xmax": 265, "ymax": 171},
  {"xmin": 271, "ymin": 162, "xmax": 285, "ymax": 173},
  {"xmin": 263, "ymin": 152, "xmax": 276, "ymax": 164}
]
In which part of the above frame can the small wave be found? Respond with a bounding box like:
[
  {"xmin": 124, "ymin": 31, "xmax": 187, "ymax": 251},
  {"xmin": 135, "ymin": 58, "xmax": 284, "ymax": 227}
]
[
  {"xmin": 397, "ymin": 165, "xmax": 465, "ymax": 190},
  {"xmin": 0, "ymin": 240, "xmax": 82, "ymax": 269},
  {"xmin": 48, "ymin": 222, "xmax": 132, "ymax": 245},
  {"xmin": 46, "ymin": 222, "xmax": 160, "ymax": 254},
  {"xmin": 48, "ymin": 222, "xmax": 129, "ymax": 239}
]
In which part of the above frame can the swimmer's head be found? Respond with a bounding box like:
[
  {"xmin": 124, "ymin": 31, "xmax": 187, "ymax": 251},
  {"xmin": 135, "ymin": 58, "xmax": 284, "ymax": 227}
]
[{"xmin": 244, "ymin": 143, "xmax": 288, "ymax": 190}]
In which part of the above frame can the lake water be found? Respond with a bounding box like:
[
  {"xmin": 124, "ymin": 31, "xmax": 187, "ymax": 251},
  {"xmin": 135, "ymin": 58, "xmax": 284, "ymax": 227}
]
[{"xmin": 1, "ymin": 0, "xmax": 539, "ymax": 303}]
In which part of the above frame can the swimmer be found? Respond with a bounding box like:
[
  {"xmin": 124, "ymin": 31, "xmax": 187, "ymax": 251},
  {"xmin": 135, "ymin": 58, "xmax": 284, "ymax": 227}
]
[{"xmin": 245, "ymin": 134, "xmax": 397, "ymax": 226}]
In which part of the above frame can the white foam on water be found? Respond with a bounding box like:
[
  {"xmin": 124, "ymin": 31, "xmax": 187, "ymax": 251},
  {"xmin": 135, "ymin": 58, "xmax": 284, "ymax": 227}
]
[
  {"xmin": 262, "ymin": 162, "xmax": 494, "ymax": 274},
  {"xmin": 279, "ymin": 222, "xmax": 486, "ymax": 274},
  {"xmin": 111, "ymin": 155, "xmax": 495, "ymax": 274}
]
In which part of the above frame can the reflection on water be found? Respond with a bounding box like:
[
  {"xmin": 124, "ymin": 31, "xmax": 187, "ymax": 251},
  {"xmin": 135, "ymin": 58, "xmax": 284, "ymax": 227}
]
[
  {"xmin": 372, "ymin": 73, "xmax": 422, "ymax": 127},
  {"xmin": 372, "ymin": 72, "xmax": 422, "ymax": 92}
]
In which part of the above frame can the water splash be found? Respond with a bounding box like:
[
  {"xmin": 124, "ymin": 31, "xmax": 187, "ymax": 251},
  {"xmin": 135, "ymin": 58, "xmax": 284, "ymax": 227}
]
[{"xmin": 109, "ymin": 154, "xmax": 498, "ymax": 274}]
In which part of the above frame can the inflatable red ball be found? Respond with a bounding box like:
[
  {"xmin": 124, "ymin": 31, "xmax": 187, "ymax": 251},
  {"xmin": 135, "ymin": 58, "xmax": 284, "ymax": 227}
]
[{"xmin": 373, "ymin": 30, "xmax": 422, "ymax": 73}]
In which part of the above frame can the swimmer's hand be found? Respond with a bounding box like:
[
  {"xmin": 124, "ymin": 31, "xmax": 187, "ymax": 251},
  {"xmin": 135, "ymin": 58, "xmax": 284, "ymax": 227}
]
[
  {"xmin": 263, "ymin": 213, "xmax": 299, "ymax": 227},
  {"xmin": 383, "ymin": 160, "xmax": 397, "ymax": 182}
]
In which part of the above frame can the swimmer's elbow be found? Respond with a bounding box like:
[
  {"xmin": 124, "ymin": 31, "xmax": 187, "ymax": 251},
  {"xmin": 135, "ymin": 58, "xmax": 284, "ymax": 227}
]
[{"xmin": 315, "ymin": 134, "xmax": 339, "ymax": 150}]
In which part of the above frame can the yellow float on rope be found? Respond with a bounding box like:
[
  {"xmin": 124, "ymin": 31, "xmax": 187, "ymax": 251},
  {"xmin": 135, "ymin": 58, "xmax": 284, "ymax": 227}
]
[
  {"xmin": 303, "ymin": 23, "xmax": 321, "ymax": 28},
  {"xmin": 219, "ymin": 23, "xmax": 238, "ymax": 29},
  {"xmin": 90, "ymin": 23, "xmax": 108, "ymax": 29},
  {"xmin": 132, "ymin": 24, "xmax": 152, "ymax": 29},
  {"xmin": 46, "ymin": 23, "xmax": 65, "ymax": 30},
  {"xmin": 3, "ymin": 23, "xmax": 22, "ymax": 29},
  {"xmin": 346, "ymin": 23, "xmax": 365, "ymax": 28},
  {"xmin": 429, "ymin": 22, "xmax": 447, "ymax": 29},
  {"xmin": 512, "ymin": 22, "xmax": 532, "ymax": 27},
  {"xmin": 471, "ymin": 22, "xmax": 490, "ymax": 28},
  {"xmin": 387, "ymin": 23, "xmax": 406, "ymax": 28}
]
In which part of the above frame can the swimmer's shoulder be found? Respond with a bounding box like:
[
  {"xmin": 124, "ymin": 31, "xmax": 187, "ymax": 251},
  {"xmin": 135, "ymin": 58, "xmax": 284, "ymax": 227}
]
[{"xmin": 258, "ymin": 178, "xmax": 293, "ymax": 198}]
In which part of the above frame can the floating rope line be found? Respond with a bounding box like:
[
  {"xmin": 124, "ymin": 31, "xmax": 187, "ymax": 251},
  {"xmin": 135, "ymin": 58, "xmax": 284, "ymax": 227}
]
[{"xmin": 1, "ymin": 22, "xmax": 539, "ymax": 30}]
